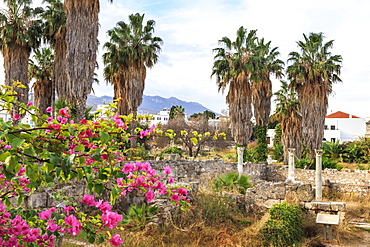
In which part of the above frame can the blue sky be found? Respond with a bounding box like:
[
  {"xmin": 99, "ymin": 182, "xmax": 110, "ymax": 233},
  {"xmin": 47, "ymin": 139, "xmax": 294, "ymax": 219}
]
[{"xmin": 1, "ymin": 0, "xmax": 370, "ymax": 117}]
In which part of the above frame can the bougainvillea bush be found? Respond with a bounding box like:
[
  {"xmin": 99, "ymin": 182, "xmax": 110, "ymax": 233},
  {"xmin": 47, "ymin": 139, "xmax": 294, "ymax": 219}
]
[{"xmin": 0, "ymin": 83, "xmax": 191, "ymax": 246}]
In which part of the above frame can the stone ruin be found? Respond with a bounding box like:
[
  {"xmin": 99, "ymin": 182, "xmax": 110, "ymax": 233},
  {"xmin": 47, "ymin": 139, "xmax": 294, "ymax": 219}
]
[{"xmin": 18, "ymin": 159, "xmax": 369, "ymax": 222}]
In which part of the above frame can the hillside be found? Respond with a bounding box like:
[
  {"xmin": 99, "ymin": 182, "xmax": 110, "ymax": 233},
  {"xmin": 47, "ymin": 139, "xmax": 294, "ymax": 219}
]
[{"xmin": 86, "ymin": 95, "xmax": 218, "ymax": 115}]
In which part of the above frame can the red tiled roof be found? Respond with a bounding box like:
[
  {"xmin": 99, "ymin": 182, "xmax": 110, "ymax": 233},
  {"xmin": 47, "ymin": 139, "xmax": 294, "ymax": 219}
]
[{"xmin": 326, "ymin": 111, "xmax": 360, "ymax": 118}]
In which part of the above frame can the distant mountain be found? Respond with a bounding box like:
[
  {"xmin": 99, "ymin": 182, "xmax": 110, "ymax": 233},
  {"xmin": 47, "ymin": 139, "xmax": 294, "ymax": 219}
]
[{"xmin": 86, "ymin": 95, "xmax": 218, "ymax": 116}]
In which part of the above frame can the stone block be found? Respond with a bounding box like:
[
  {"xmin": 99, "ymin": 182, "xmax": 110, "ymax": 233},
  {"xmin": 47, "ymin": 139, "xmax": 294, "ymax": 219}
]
[
  {"xmin": 260, "ymin": 199, "xmax": 281, "ymax": 209},
  {"xmin": 297, "ymin": 184, "xmax": 315, "ymax": 202},
  {"xmin": 317, "ymin": 201, "xmax": 331, "ymax": 211},
  {"xmin": 331, "ymin": 202, "xmax": 346, "ymax": 212}
]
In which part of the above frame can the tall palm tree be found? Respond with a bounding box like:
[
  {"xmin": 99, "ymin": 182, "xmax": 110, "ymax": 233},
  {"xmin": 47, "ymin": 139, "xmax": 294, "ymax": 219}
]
[
  {"xmin": 63, "ymin": 0, "xmax": 111, "ymax": 120},
  {"xmin": 0, "ymin": 0, "xmax": 43, "ymax": 117},
  {"xmin": 42, "ymin": 0, "xmax": 66, "ymax": 103},
  {"xmin": 271, "ymin": 80, "xmax": 302, "ymax": 165},
  {"xmin": 169, "ymin": 105, "xmax": 185, "ymax": 120},
  {"xmin": 211, "ymin": 27, "xmax": 258, "ymax": 173},
  {"xmin": 103, "ymin": 13, "xmax": 163, "ymax": 117},
  {"xmin": 287, "ymin": 33, "xmax": 342, "ymax": 159},
  {"xmin": 251, "ymin": 38, "xmax": 284, "ymax": 162},
  {"xmin": 28, "ymin": 48, "xmax": 54, "ymax": 115}
]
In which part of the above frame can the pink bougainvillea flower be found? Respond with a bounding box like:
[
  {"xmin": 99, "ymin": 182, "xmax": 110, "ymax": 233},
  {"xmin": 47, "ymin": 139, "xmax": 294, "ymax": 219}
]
[
  {"xmin": 145, "ymin": 190, "xmax": 155, "ymax": 203},
  {"xmin": 46, "ymin": 106, "xmax": 53, "ymax": 113},
  {"xmin": 178, "ymin": 188, "xmax": 188, "ymax": 196},
  {"xmin": 59, "ymin": 107, "xmax": 71, "ymax": 118},
  {"xmin": 63, "ymin": 206, "xmax": 75, "ymax": 215},
  {"xmin": 95, "ymin": 200, "xmax": 112, "ymax": 213},
  {"xmin": 13, "ymin": 114, "xmax": 21, "ymax": 120},
  {"xmin": 163, "ymin": 166, "xmax": 171, "ymax": 175},
  {"xmin": 171, "ymin": 194, "xmax": 180, "ymax": 202},
  {"xmin": 168, "ymin": 177, "xmax": 175, "ymax": 183},
  {"xmin": 64, "ymin": 215, "xmax": 82, "ymax": 236},
  {"xmin": 38, "ymin": 208, "xmax": 54, "ymax": 220},
  {"xmin": 49, "ymin": 124, "xmax": 61, "ymax": 130},
  {"xmin": 26, "ymin": 101, "xmax": 33, "ymax": 107},
  {"xmin": 79, "ymin": 119, "xmax": 88, "ymax": 124},
  {"xmin": 101, "ymin": 211, "xmax": 122, "ymax": 229},
  {"xmin": 82, "ymin": 194, "xmax": 96, "ymax": 206},
  {"xmin": 109, "ymin": 234, "xmax": 124, "ymax": 246},
  {"xmin": 4, "ymin": 144, "xmax": 12, "ymax": 149},
  {"xmin": 46, "ymin": 220, "xmax": 60, "ymax": 232}
]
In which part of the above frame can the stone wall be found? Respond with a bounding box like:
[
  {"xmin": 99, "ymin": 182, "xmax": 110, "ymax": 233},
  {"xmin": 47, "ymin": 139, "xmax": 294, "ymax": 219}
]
[
  {"xmin": 149, "ymin": 160, "xmax": 370, "ymax": 195},
  {"xmin": 22, "ymin": 160, "xmax": 369, "ymax": 212}
]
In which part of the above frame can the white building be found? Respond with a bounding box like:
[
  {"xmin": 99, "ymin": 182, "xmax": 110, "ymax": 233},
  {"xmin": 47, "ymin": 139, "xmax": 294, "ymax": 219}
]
[
  {"xmin": 139, "ymin": 109, "xmax": 170, "ymax": 126},
  {"xmin": 323, "ymin": 111, "xmax": 366, "ymax": 143},
  {"xmin": 267, "ymin": 111, "xmax": 366, "ymax": 146}
]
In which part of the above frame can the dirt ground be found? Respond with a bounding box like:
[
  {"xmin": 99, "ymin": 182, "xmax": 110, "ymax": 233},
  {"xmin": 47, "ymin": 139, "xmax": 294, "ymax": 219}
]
[{"xmin": 323, "ymin": 229, "xmax": 370, "ymax": 247}]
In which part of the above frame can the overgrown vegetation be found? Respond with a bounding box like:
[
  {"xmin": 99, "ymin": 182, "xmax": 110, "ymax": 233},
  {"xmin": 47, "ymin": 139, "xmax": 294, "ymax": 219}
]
[
  {"xmin": 212, "ymin": 172, "xmax": 252, "ymax": 195},
  {"xmin": 260, "ymin": 202, "xmax": 304, "ymax": 247}
]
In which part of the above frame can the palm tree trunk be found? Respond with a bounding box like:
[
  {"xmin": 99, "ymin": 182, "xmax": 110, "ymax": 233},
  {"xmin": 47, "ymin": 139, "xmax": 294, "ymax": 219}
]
[
  {"xmin": 34, "ymin": 79, "xmax": 53, "ymax": 115},
  {"xmin": 3, "ymin": 44, "xmax": 31, "ymax": 118},
  {"xmin": 298, "ymin": 83, "xmax": 328, "ymax": 159},
  {"xmin": 64, "ymin": 0, "xmax": 99, "ymax": 120},
  {"xmin": 282, "ymin": 116, "xmax": 302, "ymax": 165},
  {"xmin": 54, "ymin": 31, "xmax": 67, "ymax": 102}
]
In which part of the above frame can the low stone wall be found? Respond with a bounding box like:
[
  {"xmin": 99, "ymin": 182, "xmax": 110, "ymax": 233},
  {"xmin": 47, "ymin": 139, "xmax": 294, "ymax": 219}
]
[
  {"xmin": 22, "ymin": 160, "xmax": 369, "ymax": 212},
  {"xmin": 150, "ymin": 160, "xmax": 370, "ymax": 195}
]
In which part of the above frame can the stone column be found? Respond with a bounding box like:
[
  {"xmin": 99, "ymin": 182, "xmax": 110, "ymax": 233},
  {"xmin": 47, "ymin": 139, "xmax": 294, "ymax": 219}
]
[
  {"xmin": 287, "ymin": 148, "xmax": 295, "ymax": 181},
  {"xmin": 237, "ymin": 146, "xmax": 245, "ymax": 176},
  {"xmin": 315, "ymin": 149, "xmax": 323, "ymax": 200}
]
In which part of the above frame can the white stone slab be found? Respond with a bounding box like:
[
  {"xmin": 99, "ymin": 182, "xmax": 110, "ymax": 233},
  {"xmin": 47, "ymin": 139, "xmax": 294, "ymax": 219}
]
[{"xmin": 316, "ymin": 213, "xmax": 340, "ymax": 225}]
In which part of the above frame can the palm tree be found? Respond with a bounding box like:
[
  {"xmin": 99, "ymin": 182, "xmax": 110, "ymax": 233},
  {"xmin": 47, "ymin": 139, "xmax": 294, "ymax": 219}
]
[
  {"xmin": 41, "ymin": 0, "xmax": 66, "ymax": 103},
  {"xmin": 0, "ymin": 0, "xmax": 43, "ymax": 117},
  {"xmin": 211, "ymin": 27, "xmax": 258, "ymax": 174},
  {"xmin": 287, "ymin": 33, "xmax": 342, "ymax": 159},
  {"xmin": 103, "ymin": 13, "xmax": 163, "ymax": 116},
  {"xmin": 63, "ymin": 0, "xmax": 110, "ymax": 120},
  {"xmin": 28, "ymin": 48, "xmax": 54, "ymax": 115},
  {"xmin": 169, "ymin": 105, "xmax": 185, "ymax": 120},
  {"xmin": 251, "ymin": 38, "xmax": 284, "ymax": 162},
  {"xmin": 271, "ymin": 80, "xmax": 302, "ymax": 165}
]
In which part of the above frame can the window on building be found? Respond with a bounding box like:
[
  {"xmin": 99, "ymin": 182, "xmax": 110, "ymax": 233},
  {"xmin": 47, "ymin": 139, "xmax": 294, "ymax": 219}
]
[
  {"xmin": 267, "ymin": 137, "xmax": 271, "ymax": 145},
  {"xmin": 330, "ymin": 125, "xmax": 335, "ymax": 130},
  {"xmin": 164, "ymin": 117, "xmax": 168, "ymax": 121},
  {"xmin": 324, "ymin": 125, "xmax": 328, "ymax": 130},
  {"xmin": 331, "ymin": 138, "xmax": 336, "ymax": 142},
  {"xmin": 157, "ymin": 117, "xmax": 161, "ymax": 120}
]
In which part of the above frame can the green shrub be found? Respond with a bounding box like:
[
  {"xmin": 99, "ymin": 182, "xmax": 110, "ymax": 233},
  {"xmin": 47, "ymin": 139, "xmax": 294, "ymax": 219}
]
[
  {"xmin": 121, "ymin": 204, "xmax": 158, "ymax": 230},
  {"xmin": 212, "ymin": 172, "xmax": 252, "ymax": 194},
  {"xmin": 260, "ymin": 202, "xmax": 304, "ymax": 247},
  {"xmin": 159, "ymin": 146, "xmax": 182, "ymax": 159},
  {"xmin": 127, "ymin": 143, "xmax": 149, "ymax": 160},
  {"xmin": 295, "ymin": 157, "xmax": 314, "ymax": 169},
  {"xmin": 271, "ymin": 142, "xmax": 284, "ymax": 162},
  {"xmin": 322, "ymin": 157, "xmax": 342, "ymax": 170}
]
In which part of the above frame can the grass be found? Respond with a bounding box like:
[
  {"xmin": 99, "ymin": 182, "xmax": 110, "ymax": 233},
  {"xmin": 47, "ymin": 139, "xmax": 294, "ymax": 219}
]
[{"xmin": 62, "ymin": 192, "xmax": 370, "ymax": 247}]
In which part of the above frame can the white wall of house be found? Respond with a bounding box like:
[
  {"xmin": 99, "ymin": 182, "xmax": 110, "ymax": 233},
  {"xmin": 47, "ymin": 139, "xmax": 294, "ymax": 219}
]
[{"xmin": 324, "ymin": 118, "xmax": 366, "ymax": 142}]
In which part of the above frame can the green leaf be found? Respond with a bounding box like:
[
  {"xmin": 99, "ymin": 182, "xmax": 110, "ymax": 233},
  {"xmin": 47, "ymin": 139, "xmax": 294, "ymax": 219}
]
[
  {"xmin": 0, "ymin": 151, "xmax": 11, "ymax": 162},
  {"xmin": 17, "ymin": 193, "xmax": 24, "ymax": 206},
  {"xmin": 24, "ymin": 147, "xmax": 36, "ymax": 156},
  {"xmin": 98, "ymin": 234, "xmax": 105, "ymax": 244},
  {"xmin": 5, "ymin": 155, "xmax": 16, "ymax": 173},
  {"xmin": 87, "ymin": 231, "xmax": 96, "ymax": 244},
  {"xmin": 74, "ymin": 144, "xmax": 85, "ymax": 152},
  {"xmin": 100, "ymin": 131, "xmax": 110, "ymax": 144},
  {"xmin": 110, "ymin": 187, "xmax": 118, "ymax": 205},
  {"xmin": 26, "ymin": 165, "xmax": 38, "ymax": 181},
  {"xmin": 93, "ymin": 183, "xmax": 104, "ymax": 195}
]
